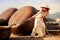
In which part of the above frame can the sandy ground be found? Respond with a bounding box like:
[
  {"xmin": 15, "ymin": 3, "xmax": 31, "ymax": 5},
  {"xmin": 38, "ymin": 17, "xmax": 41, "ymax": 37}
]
[{"xmin": 10, "ymin": 33, "xmax": 60, "ymax": 40}]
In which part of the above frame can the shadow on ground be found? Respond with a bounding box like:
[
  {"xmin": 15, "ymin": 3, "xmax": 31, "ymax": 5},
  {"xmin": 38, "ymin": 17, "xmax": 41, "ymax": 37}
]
[{"xmin": 9, "ymin": 37, "xmax": 43, "ymax": 40}]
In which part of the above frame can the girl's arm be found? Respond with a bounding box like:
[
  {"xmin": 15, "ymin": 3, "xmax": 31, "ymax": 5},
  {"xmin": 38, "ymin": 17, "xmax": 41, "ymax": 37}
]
[{"xmin": 27, "ymin": 11, "xmax": 41, "ymax": 21}]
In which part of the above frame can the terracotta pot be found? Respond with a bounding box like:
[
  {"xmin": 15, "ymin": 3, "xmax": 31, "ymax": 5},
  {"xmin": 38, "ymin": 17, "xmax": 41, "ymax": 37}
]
[
  {"xmin": 0, "ymin": 8, "xmax": 17, "ymax": 26},
  {"xmin": 8, "ymin": 6, "xmax": 37, "ymax": 35}
]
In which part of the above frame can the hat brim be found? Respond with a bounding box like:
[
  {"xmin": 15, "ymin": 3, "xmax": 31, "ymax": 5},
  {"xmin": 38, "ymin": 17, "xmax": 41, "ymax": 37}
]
[{"xmin": 41, "ymin": 7, "xmax": 50, "ymax": 10}]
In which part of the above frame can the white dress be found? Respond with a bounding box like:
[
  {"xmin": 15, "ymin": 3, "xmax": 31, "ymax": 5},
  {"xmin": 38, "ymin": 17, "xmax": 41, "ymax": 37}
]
[{"xmin": 31, "ymin": 12, "xmax": 46, "ymax": 37}]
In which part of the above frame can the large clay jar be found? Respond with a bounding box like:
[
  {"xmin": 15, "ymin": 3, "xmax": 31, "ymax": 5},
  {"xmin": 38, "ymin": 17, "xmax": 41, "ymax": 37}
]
[
  {"xmin": 0, "ymin": 8, "xmax": 17, "ymax": 26},
  {"xmin": 9, "ymin": 6, "xmax": 37, "ymax": 35}
]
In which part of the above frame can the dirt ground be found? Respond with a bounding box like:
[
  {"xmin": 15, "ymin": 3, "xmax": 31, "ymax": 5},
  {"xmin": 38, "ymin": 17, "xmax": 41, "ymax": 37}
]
[{"xmin": 10, "ymin": 33, "xmax": 60, "ymax": 40}]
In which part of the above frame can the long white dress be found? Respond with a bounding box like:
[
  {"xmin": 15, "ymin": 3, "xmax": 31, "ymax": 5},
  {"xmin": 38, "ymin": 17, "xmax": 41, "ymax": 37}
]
[{"xmin": 31, "ymin": 12, "xmax": 46, "ymax": 37}]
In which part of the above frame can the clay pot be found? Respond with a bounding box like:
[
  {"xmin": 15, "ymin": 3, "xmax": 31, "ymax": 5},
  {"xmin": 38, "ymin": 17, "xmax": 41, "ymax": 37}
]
[
  {"xmin": 0, "ymin": 8, "xmax": 17, "ymax": 26},
  {"xmin": 9, "ymin": 6, "xmax": 37, "ymax": 35}
]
